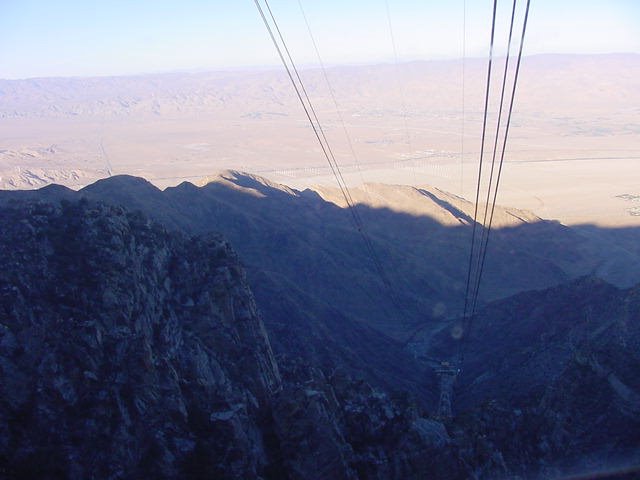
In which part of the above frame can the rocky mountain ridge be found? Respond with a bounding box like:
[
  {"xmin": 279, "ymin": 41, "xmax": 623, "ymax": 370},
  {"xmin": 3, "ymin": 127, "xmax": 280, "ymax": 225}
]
[
  {"xmin": 0, "ymin": 199, "xmax": 471, "ymax": 479},
  {"xmin": 2, "ymin": 176, "xmax": 639, "ymax": 478},
  {"xmin": 4, "ymin": 172, "xmax": 638, "ymax": 340}
]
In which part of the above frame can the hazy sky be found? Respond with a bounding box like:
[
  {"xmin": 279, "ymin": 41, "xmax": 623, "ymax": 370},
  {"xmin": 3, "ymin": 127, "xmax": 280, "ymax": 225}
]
[{"xmin": 1, "ymin": 0, "xmax": 638, "ymax": 79}]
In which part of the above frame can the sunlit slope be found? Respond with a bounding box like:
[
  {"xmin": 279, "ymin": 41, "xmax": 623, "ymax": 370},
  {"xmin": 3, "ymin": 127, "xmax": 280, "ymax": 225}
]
[
  {"xmin": 3, "ymin": 171, "xmax": 638, "ymax": 343},
  {"xmin": 2, "ymin": 54, "xmax": 638, "ymax": 226}
]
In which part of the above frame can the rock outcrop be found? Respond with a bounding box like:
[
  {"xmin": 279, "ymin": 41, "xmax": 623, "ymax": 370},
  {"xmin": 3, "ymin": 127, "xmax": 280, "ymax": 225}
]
[
  {"xmin": 0, "ymin": 199, "xmax": 280, "ymax": 478},
  {"xmin": 0, "ymin": 199, "xmax": 464, "ymax": 479},
  {"xmin": 270, "ymin": 362, "xmax": 465, "ymax": 480},
  {"xmin": 2, "ymin": 189, "xmax": 639, "ymax": 479}
]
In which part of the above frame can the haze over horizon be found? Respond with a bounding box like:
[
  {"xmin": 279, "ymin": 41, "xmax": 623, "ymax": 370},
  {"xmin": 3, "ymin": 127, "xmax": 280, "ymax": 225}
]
[{"xmin": 1, "ymin": 0, "xmax": 639, "ymax": 79}]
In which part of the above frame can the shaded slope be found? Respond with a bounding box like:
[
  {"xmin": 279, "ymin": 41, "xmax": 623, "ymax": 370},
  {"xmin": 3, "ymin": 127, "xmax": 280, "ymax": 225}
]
[
  {"xmin": 0, "ymin": 199, "xmax": 472, "ymax": 479},
  {"xmin": 250, "ymin": 269, "xmax": 434, "ymax": 401},
  {"xmin": 0, "ymin": 200, "xmax": 281, "ymax": 478},
  {"xmin": 2, "ymin": 172, "xmax": 639, "ymax": 403},
  {"xmin": 0, "ymin": 175, "xmax": 438, "ymax": 401},
  {"xmin": 437, "ymin": 277, "xmax": 639, "ymax": 408},
  {"xmin": 423, "ymin": 277, "xmax": 640, "ymax": 477},
  {"xmin": 427, "ymin": 278, "xmax": 628, "ymax": 405},
  {"xmin": 3, "ymin": 175, "xmax": 640, "ymax": 478},
  {"xmin": 0, "ymin": 200, "xmax": 466, "ymax": 480}
]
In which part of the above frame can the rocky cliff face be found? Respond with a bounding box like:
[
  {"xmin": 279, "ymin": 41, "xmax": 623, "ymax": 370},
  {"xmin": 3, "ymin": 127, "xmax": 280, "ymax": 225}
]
[
  {"xmin": 0, "ymin": 199, "xmax": 280, "ymax": 478},
  {"xmin": 2, "ymin": 191, "xmax": 639, "ymax": 479},
  {"xmin": 0, "ymin": 199, "xmax": 465, "ymax": 479},
  {"xmin": 270, "ymin": 362, "xmax": 465, "ymax": 480},
  {"xmin": 0, "ymin": 174, "xmax": 441, "ymax": 402}
]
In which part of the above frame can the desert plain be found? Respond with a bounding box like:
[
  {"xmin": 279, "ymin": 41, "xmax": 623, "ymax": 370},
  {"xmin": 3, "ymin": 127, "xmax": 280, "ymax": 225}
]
[{"xmin": 1, "ymin": 53, "xmax": 638, "ymax": 227}]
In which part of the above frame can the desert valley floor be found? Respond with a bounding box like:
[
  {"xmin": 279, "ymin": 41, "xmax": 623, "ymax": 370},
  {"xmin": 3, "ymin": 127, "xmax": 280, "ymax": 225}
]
[{"xmin": 1, "ymin": 54, "xmax": 639, "ymax": 227}]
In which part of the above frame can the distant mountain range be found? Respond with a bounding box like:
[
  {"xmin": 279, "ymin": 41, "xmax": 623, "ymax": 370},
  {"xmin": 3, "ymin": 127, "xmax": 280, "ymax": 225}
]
[{"xmin": 2, "ymin": 53, "xmax": 639, "ymax": 223}]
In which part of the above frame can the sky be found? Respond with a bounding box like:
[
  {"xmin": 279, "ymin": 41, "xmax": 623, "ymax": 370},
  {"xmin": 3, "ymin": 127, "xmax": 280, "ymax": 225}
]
[{"xmin": 0, "ymin": 0, "xmax": 638, "ymax": 79}]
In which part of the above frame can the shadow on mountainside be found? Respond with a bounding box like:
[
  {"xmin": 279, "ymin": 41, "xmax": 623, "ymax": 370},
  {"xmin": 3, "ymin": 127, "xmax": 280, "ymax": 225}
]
[
  {"xmin": 2, "ymin": 172, "xmax": 639, "ymax": 408},
  {"xmin": 421, "ymin": 275, "xmax": 640, "ymax": 477}
]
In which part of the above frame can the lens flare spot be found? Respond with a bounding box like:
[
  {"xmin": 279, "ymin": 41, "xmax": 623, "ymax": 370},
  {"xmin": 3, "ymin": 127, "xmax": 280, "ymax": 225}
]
[{"xmin": 451, "ymin": 324, "xmax": 464, "ymax": 340}]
